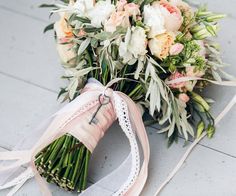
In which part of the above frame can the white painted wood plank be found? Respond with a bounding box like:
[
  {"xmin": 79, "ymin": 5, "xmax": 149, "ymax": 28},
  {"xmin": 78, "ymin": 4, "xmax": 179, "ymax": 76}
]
[
  {"xmin": 144, "ymin": 139, "xmax": 236, "ymax": 196},
  {"xmin": 0, "ymin": 74, "xmax": 60, "ymax": 149},
  {"xmin": 0, "ymin": 0, "xmax": 57, "ymax": 22},
  {"xmin": 0, "ymin": 9, "xmax": 64, "ymax": 93}
]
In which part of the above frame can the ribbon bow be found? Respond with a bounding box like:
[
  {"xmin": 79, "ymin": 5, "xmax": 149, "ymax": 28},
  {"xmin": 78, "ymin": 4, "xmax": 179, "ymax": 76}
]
[{"xmin": 0, "ymin": 78, "xmax": 150, "ymax": 196}]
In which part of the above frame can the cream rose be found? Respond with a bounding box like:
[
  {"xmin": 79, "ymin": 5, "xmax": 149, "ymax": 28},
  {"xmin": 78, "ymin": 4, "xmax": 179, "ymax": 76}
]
[
  {"xmin": 148, "ymin": 32, "xmax": 175, "ymax": 60},
  {"xmin": 143, "ymin": 4, "xmax": 166, "ymax": 38}
]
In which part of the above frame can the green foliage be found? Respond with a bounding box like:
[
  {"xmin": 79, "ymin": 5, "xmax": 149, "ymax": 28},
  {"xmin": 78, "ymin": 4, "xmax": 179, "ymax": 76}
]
[{"xmin": 43, "ymin": 23, "xmax": 54, "ymax": 33}]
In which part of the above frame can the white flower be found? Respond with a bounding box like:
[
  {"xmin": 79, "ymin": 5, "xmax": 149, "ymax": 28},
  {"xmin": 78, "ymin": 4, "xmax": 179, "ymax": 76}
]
[
  {"xmin": 128, "ymin": 27, "xmax": 147, "ymax": 58},
  {"xmin": 73, "ymin": 0, "xmax": 94, "ymax": 14},
  {"xmin": 88, "ymin": 0, "xmax": 115, "ymax": 28},
  {"xmin": 119, "ymin": 27, "xmax": 147, "ymax": 63},
  {"xmin": 143, "ymin": 4, "xmax": 166, "ymax": 38}
]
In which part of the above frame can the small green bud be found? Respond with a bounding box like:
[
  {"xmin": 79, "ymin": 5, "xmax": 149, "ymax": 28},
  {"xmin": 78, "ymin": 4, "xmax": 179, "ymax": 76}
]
[
  {"xmin": 197, "ymin": 11, "xmax": 212, "ymax": 17},
  {"xmin": 197, "ymin": 121, "xmax": 205, "ymax": 138},
  {"xmin": 207, "ymin": 125, "xmax": 215, "ymax": 138},
  {"xmin": 193, "ymin": 28, "xmax": 210, "ymax": 40},
  {"xmin": 191, "ymin": 25, "xmax": 204, "ymax": 33},
  {"xmin": 206, "ymin": 25, "xmax": 217, "ymax": 36},
  {"xmin": 191, "ymin": 92, "xmax": 210, "ymax": 111},
  {"xmin": 206, "ymin": 14, "xmax": 226, "ymax": 22}
]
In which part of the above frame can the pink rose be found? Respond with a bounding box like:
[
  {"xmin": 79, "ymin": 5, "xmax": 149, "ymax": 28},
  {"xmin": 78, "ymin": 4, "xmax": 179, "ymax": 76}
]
[
  {"xmin": 168, "ymin": 71, "xmax": 186, "ymax": 89},
  {"xmin": 104, "ymin": 11, "xmax": 130, "ymax": 32},
  {"xmin": 169, "ymin": 43, "xmax": 184, "ymax": 55},
  {"xmin": 154, "ymin": 0, "xmax": 183, "ymax": 32},
  {"xmin": 124, "ymin": 3, "xmax": 140, "ymax": 17},
  {"xmin": 179, "ymin": 93, "xmax": 190, "ymax": 103}
]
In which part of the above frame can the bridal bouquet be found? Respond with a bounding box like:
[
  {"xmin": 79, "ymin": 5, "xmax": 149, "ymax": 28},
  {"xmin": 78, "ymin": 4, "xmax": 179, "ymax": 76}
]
[{"xmin": 1, "ymin": 0, "xmax": 235, "ymax": 195}]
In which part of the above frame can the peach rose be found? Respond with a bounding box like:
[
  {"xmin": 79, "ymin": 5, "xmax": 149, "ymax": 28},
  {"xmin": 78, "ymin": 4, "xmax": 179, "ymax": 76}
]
[
  {"xmin": 154, "ymin": 0, "xmax": 183, "ymax": 32},
  {"xmin": 148, "ymin": 32, "xmax": 175, "ymax": 60},
  {"xmin": 54, "ymin": 13, "xmax": 73, "ymax": 38},
  {"xmin": 104, "ymin": 11, "xmax": 130, "ymax": 33},
  {"xmin": 179, "ymin": 93, "xmax": 190, "ymax": 103},
  {"xmin": 54, "ymin": 13, "xmax": 76, "ymax": 64},
  {"xmin": 169, "ymin": 43, "xmax": 184, "ymax": 55}
]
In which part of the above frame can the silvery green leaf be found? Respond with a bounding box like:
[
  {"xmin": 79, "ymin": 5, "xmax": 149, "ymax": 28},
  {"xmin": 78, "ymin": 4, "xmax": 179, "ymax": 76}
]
[
  {"xmin": 76, "ymin": 59, "xmax": 87, "ymax": 69},
  {"xmin": 180, "ymin": 120, "xmax": 188, "ymax": 140},
  {"xmin": 159, "ymin": 104, "xmax": 172, "ymax": 125},
  {"xmin": 207, "ymin": 61, "xmax": 226, "ymax": 68},
  {"xmin": 134, "ymin": 60, "xmax": 144, "ymax": 79},
  {"xmin": 145, "ymin": 79, "xmax": 153, "ymax": 101},
  {"xmin": 95, "ymin": 32, "xmax": 112, "ymax": 40},
  {"xmin": 205, "ymin": 98, "xmax": 215, "ymax": 103},
  {"xmin": 168, "ymin": 118, "xmax": 176, "ymax": 138},
  {"xmin": 128, "ymin": 58, "xmax": 137, "ymax": 65},
  {"xmin": 145, "ymin": 62, "xmax": 151, "ymax": 81},
  {"xmin": 74, "ymin": 67, "xmax": 97, "ymax": 78},
  {"xmin": 114, "ymin": 61, "xmax": 123, "ymax": 70},
  {"xmin": 68, "ymin": 78, "xmax": 78, "ymax": 100},
  {"xmin": 155, "ymin": 77, "xmax": 169, "ymax": 103},
  {"xmin": 186, "ymin": 123, "xmax": 194, "ymax": 137},
  {"xmin": 172, "ymin": 98, "xmax": 181, "ymax": 131},
  {"xmin": 219, "ymin": 69, "xmax": 236, "ymax": 80},
  {"xmin": 207, "ymin": 45, "xmax": 220, "ymax": 55},
  {"xmin": 212, "ymin": 70, "xmax": 222, "ymax": 82},
  {"xmin": 78, "ymin": 38, "xmax": 91, "ymax": 56},
  {"xmin": 150, "ymin": 82, "xmax": 158, "ymax": 115},
  {"xmin": 148, "ymin": 56, "xmax": 166, "ymax": 73},
  {"xmin": 125, "ymin": 27, "xmax": 131, "ymax": 47},
  {"xmin": 157, "ymin": 125, "xmax": 171, "ymax": 134}
]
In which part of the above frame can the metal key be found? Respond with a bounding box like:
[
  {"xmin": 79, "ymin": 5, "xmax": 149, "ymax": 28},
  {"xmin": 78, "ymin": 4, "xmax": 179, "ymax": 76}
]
[{"xmin": 89, "ymin": 94, "xmax": 110, "ymax": 125}]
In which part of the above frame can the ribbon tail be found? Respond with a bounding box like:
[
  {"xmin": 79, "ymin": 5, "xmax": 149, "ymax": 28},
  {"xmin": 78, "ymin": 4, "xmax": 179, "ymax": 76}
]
[
  {"xmin": 118, "ymin": 93, "xmax": 150, "ymax": 196},
  {"xmin": 0, "ymin": 167, "xmax": 34, "ymax": 195}
]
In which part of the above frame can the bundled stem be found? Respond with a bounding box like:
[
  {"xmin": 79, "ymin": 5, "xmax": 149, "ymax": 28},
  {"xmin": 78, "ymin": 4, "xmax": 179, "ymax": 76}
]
[{"xmin": 35, "ymin": 134, "xmax": 91, "ymax": 192}]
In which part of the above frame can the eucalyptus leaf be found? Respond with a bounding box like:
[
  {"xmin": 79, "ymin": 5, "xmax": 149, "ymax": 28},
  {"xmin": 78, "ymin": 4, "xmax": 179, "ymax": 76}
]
[
  {"xmin": 78, "ymin": 38, "xmax": 91, "ymax": 56},
  {"xmin": 168, "ymin": 118, "xmax": 176, "ymax": 138},
  {"xmin": 68, "ymin": 78, "xmax": 79, "ymax": 100},
  {"xmin": 134, "ymin": 60, "xmax": 144, "ymax": 79}
]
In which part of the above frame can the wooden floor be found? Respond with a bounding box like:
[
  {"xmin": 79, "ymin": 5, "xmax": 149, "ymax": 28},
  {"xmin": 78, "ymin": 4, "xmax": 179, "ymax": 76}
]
[{"xmin": 0, "ymin": 0, "xmax": 236, "ymax": 195}]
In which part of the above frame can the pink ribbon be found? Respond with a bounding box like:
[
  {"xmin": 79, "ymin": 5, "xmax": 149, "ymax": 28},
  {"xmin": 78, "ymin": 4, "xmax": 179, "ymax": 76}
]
[{"xmin": 0, "ymin": 79, "xmax": 150, "ymax": 196}]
